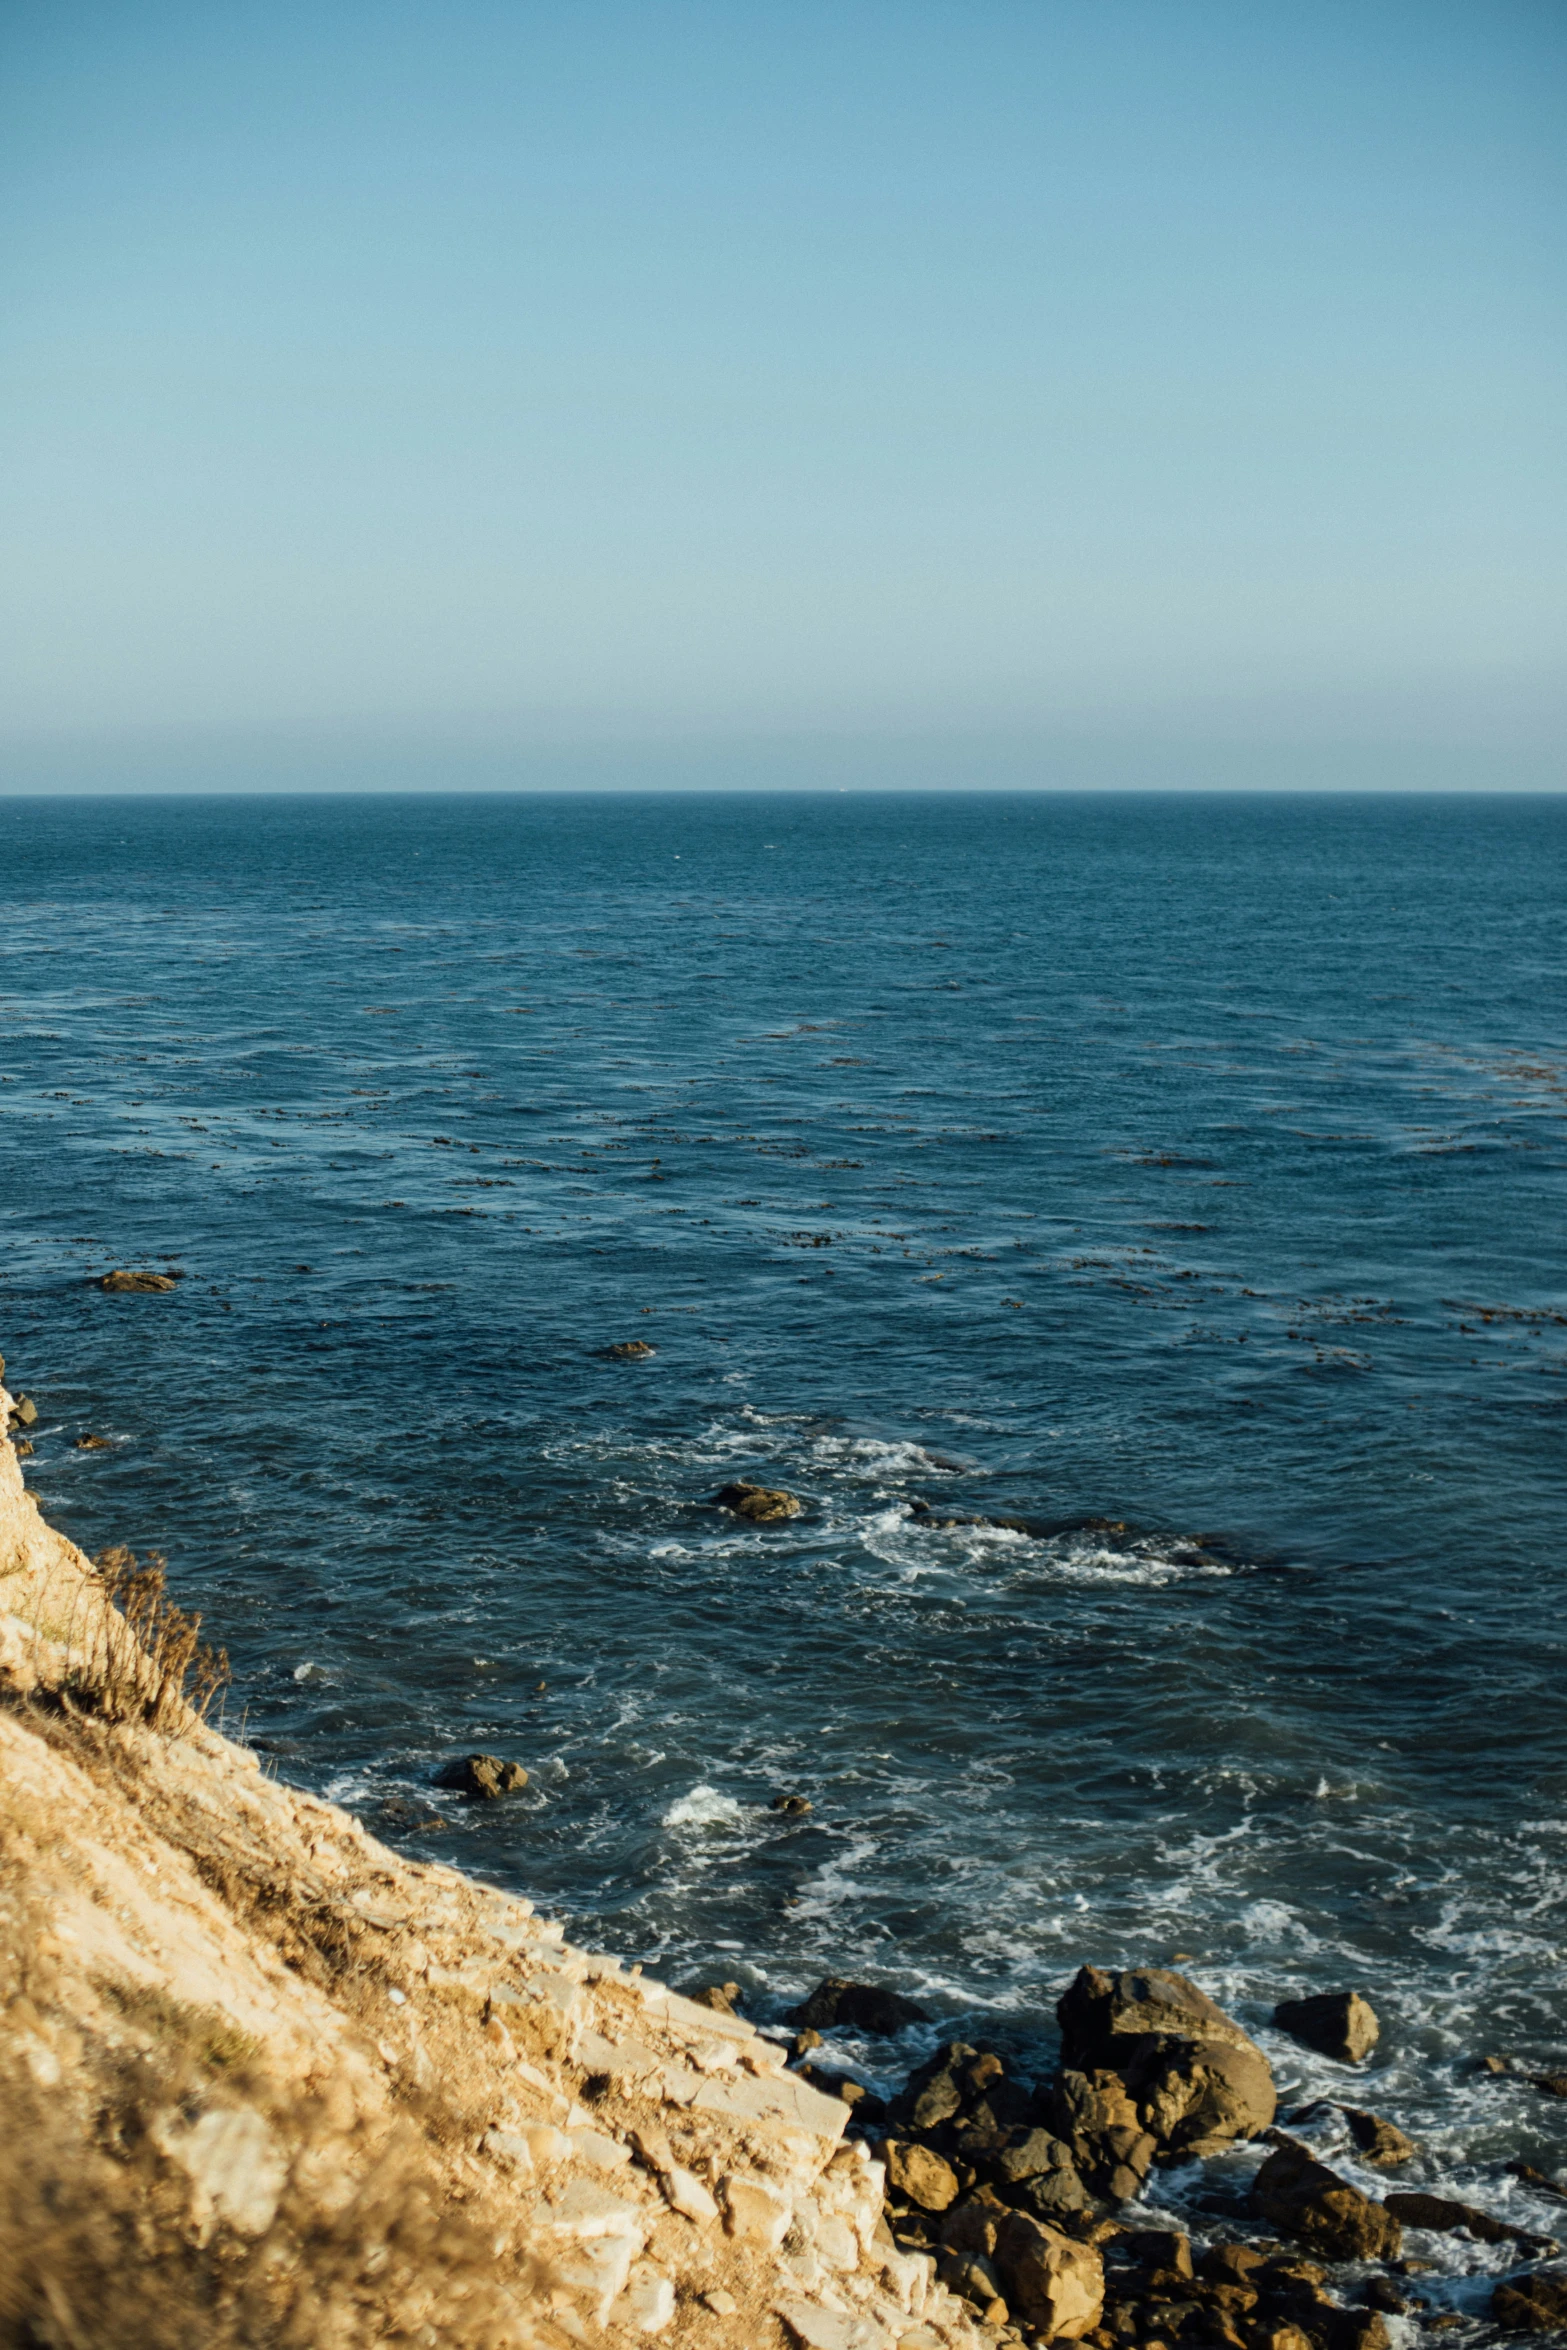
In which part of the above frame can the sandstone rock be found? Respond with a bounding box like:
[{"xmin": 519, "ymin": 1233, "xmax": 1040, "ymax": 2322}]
[
  {"xmin": 618, "ymin": 2263, "xmax": 677, "ymax": 2334},
  {"xmin": 73, "ymin": 1434, "xmax": 112, "ymax": 1451},
  {"xmin": 1251, "ymin": 2142, "xmax": 1403, "ymax": 2262},
  {"xmin": 1273, "ymin": 1993, "xmax": 1379, "ymax": 2066},
  {"xmin": 9, "ymin": 1396, "xmax": 38, "ymax": 1428},
  {"xmin": 771, "ymin": 1792, "xmax": 813, "ymax": 1815},
  {"xmin": 150, "ymin": 2104, "xmax": 287, "ymax": 2242},
  {"xmin": 711, "ymin": 1480, "xmax": 804, "ymax": 1522},
  {"xmin": 789, "ymin": 1976, "xmax": 930, "ymax": 2036},
  {"xmin": 606, "ymin": 1340, "xmax": 655, "ymax": 1359},
  {"xmin": 938, "ymin": 2248, "xmax": 1007, "ymax": 2311},
  {"xmin": 1342, "ymin": 2108, "xmax": 1416, "ymax": 2167},
  {"xmin": 1494, "ymin": 2272, "xmax": 1567, "ymax": 2332},
  {"xmin": 721, "ymin": 2172, "xmax": 793, "ymax": 2248},
  {"xmin": 98, "ymin": 1269, "xmax": 178, "ymax": 1293},
  {"xmin": 1132, "ymin": 2032, "xmax": 1277, "ymax": 2156},
  {"xmin": 1533, "ymin": 2074, "xmax": 1567, "ymax": 2099},
  {"xmin": 432, "ymin": 1753, "xmax": 527, "ymax": 1800},
  {"xmin": 994, "ymin": 2210, "xmax": 1104, "ymax": 2339},
  {"xmin": 885, "ymin": 2140, "xmax": 960, "ymax": 2213}
]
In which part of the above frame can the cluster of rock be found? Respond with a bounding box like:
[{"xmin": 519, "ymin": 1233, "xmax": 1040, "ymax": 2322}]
[{"xmin": 773, "ymin": 1965, "xmax": 1566, "ymax": 2347}]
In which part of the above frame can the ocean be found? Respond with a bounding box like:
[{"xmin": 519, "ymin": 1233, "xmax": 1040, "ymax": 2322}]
[{"xmin": 2, "ymin": 789, "xmax": 1563, "ymax": 2274}]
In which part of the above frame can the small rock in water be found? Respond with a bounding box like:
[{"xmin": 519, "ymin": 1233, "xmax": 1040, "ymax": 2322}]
[
  {"xmin": 1343, "ymin": 2107, "xmax": 1417, "ymax": 2167},
  {"xmin": 98, "ymin": 1269, "xmax": 179, "ymax": 1293},
  {"xmin": 1383, "ymin": 2189, "xmax": 1556, "ymax": 2253},
  {"xmin": 1273, "ymin": 1991, "xmax": 1380, "ymax": 2065},
  {"xmin": 432, "ymin": 1753, "xmax": 528, "ymax": 1801},
  {"xmin": 787, "ymin": 1975, "xmax": 930, "ymax": 2035},
  {"xmin": 9, "ymin": 1396, "xmax": 38, "ymax": 1429},
  {"xmin": 770, "ymin": 1791, "xmax": 812, "ymax": 1815},
  {"xmin": 73, "ymin": 1434, "xmax": 112, "ymax": 1451},
  {"xmin": 1532, "ymin": 2072, "xmax": 1567, "ymax": 2099},
  {"xmin": 710, "ymin": 1480, "xmax": 803, "ymax": 1522},
  {"xmin": 605, "ymin": 1339, "xmax": 655, "ymax": 1359}
]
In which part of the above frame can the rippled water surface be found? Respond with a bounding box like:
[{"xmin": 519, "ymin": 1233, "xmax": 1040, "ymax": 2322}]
[{"xmin": 2, "ymin": 790, "xmax": 1564, "ymax": 2203}]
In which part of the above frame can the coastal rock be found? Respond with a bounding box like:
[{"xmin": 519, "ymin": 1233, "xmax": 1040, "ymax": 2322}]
[
  {"xmin": 885, "ymin": 2140, "xmax": 960, "ymax": 2212},
  {"xmin": 1274, "ymin": 1992, "xmax": 1380, "ymax": 2065},
  {"xmin": 993, "ymin": 2211, "xmax": 1104, "ymax": 2339},
  {"xmin": 605, "ymin": 1339, "xmax": 655, "ymax": 1360},
  {"xmin": 1046, "ymin": 2067, "xmax": 1158, "ymax": 2199},
  {"xmin": 1383, "ymin": 2190, "xmax": 1556, "ymax": 2253},
  {"xmin": 770, "ymin": 1792, "xmax": 812, "ymax": 1815},
  {"xmin": 1054, "ymin": 1965, "xmax": 1275, "ymax": 2163},
  {"xmin": 8, "ymin": 1397, "xmax": 38, "ymax": 1429},
  {"xmin": 788, "ymin": 1976, "xmax": 930, "ymax": 2036},
  {"xmin": 1251, "ymin": 2141, "xmax": 1403, "ymax": 2261},
  {"xmin": 432, "ymin": 1752, "xmax": 528, "ymax": 1800},
  {"xmin": 1343, "ymin": 2108, "xmax": 1416, "ymax": 2167},
  {"xmin": 1059, "ymin": 1964, "xmax": 1260, "ymax": 2069},
  {"xmin": 1494, "ymin": 2271, "xmax": 1567, "ymax": 2332},
  {"xmin": 98, "ymin": 1270, "xmax": 178, "ymax": 1293},
  {"xmin": 73, "ymin": 1434, "xmax": 112, "ymax": 1451},
  {"xmin": 1532, "ymin": 2073, "xmax": 1567, "ymax": 2099},
  {"xmin": 711, "ymin": 1481, "xmax": 804, "ymax": 1523}
]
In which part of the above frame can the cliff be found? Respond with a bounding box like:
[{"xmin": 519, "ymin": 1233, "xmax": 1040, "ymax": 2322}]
[{"xmin": 0, "ymin": 1396, "xmax": 994, "ymax": 2350}]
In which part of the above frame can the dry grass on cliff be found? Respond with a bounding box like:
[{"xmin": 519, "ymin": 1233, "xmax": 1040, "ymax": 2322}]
[{"xmin": 0, "ymin": 2054, "xmax": 545, "ymax": 2350}]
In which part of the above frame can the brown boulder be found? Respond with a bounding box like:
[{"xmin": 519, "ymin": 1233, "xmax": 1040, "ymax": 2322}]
[
  {"xmin": 1251, "ymin": 2142, "xmax": 1403, "ymax": 2262},
  {"xmin": 1047, "ymin": 2067, "xmax": 1159, "ymax": 2200},
  {"xmin": 99, "ymin": 1270, "xmax": 178, "ymax": 1293},
  {"xmin": 884, "ymin": 2140, "xmax": 960, "ymax": 2213},
  {"xmin": 1059, "ymin": 1965, "xmax": 1260, "ymax": 2069},
  {"xmin": 1056, "ymin": 1965, "xmax": 1275, "ymax": 2158},
  {"xmin": 606, "ymin": 1339, "xmax": 655, "ymax": 1359},
  {"xmin": 994, "ymin": 2211, "xmax": 1104, "ymax": 2339},
  {"xmin": 1130, "ymin": 2032, "xmax": 1277, "ymax": 2155},
  {"xmin": 432, "ymin": 1753, "xmax": 527, "ymax": 1800},
  {"xmin": 8, "ymin": 1396, "xmax": 38, "ymax": 1429},
  {"xmin": 1273, "ymin": 1993, "xmax": 1380, "ymax": 2065}
]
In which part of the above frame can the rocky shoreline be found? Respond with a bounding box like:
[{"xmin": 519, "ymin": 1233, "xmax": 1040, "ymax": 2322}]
[{"xmin": 2, "ymin": 1382, "xmax": 1564, "ymax": 2348}]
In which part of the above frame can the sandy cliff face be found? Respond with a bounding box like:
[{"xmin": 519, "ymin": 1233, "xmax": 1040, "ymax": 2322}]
[{"xmin": 0, "ymin": 1404, "xmax": 995, "ymax": 2350}]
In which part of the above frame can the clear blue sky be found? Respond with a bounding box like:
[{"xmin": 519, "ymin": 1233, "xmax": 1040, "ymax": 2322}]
[{"xmin": 1, "ymin": 1, "xmax": 1562, "ymax": 790}]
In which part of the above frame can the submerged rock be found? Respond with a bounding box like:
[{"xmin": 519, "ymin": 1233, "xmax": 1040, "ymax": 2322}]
[
  {"xmin": 1251, "ymin": 2139, "xmax": 1403, "ymax": 2261},
  {"xmin": 788, "ymin": 1976, "xmax": 930, "ymax": 2035},
  {"xmin": 98, "ymin": 1270, "xmax": 179, "ymax": 1294},
  {"xmin": 432, "ymin": 1753, "xmax": 528, "ymax": 1801},
  {"xmin": 1494, "ymin": 2271, "xmax": 1567, "ymax": 2332},
  {"xmin": 604, "ymin": 1339, "xmax": 655, "ymax": 1360},
  {"xmin": 1274, "ymin": 1991, "xmax": 1380, "ymax": 2065},
  {"xmin": 711, "ymin": 1480, "xmax": 803, "ymax": 1522},
  {"xmin": 770, "ymin": 1792, "xmax": 812, "ymax": 1815},
  {"xmin": 73, "ymin": 1435, "xmax": 112, "ymax": 1452},
  {"xmin": 1383, "ymin": 2189, "xmax": 1555, "ymax": 2253},
  {"xmin": 1343, "ymin": 2107, "xmax": 1416, "ymax": 2167}
]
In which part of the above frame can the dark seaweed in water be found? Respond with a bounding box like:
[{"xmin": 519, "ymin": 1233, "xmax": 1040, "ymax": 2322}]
[{"xmin": 1, "ymin": 790, "xmax": 1564, "ymax": 2229}]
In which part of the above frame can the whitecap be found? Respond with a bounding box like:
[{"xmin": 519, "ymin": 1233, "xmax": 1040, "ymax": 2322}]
[{"xmin": 662, "ymin": 1785, "xmax": 748, "ymax": 1829}]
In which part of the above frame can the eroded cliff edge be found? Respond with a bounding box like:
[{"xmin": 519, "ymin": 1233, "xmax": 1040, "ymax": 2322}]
[{"xmin": 0, "ymin": 1402, "xmax": 996, "ymax": 2350}]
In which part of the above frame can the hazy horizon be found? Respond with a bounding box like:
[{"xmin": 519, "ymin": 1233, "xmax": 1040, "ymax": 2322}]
[{"xmin": 3, "ymin": 1, "xmax": 1563, "ymax": 796}]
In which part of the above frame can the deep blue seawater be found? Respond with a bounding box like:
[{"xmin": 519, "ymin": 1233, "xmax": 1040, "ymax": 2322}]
[{"xmin": 2, "ymin": 790, "xmax": 1564, "ymax": 2248}]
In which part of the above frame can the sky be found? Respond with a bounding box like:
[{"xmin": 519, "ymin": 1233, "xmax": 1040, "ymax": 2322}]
[{"xmin": 1, "ymin": 0, "xmax": 1563, "ymax": 792}]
